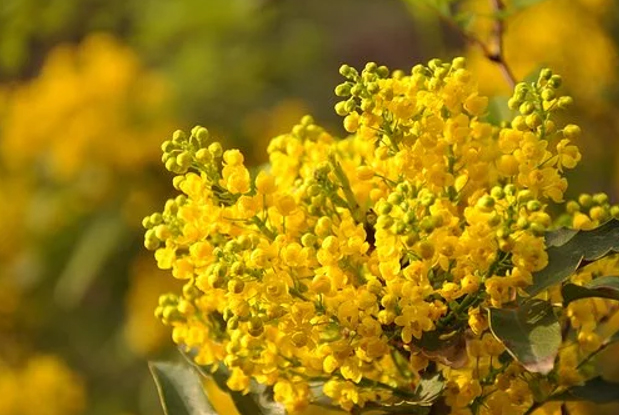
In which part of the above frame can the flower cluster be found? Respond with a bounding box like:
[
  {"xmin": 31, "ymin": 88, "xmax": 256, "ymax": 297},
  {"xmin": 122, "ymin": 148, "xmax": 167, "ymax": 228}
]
[{"xmin": 144, "ymin": 58, "xmax": 606, "ymax": 413}]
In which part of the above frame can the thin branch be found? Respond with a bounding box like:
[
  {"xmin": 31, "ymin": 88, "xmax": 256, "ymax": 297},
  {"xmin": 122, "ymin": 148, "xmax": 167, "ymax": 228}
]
[
  {"xmin": 417, "ymin": 0, "xmax": 517, "ymax": 89},
  {"xmin": 488, "ymin": 0, "xmax": 517, "ymax": 88}
]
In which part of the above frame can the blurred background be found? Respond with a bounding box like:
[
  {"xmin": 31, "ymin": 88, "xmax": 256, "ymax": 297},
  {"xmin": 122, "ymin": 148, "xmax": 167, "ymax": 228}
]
[{"xmin": 0, "ymin": 0, "xmax": 618, "ymax": 414}]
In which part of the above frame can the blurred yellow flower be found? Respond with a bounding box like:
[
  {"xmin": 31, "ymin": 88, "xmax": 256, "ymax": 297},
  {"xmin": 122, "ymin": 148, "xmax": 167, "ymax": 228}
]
[
  {"xmin": 0, "ymin": 33, "xmax": 174, "ymax": 204},
  {"xmin": 466, "ymin": 0, "xmax": 618, "ymax": 101},
  {"xmin": 0, "ymin": 355, "xmax": 85, "ymax": 415}
]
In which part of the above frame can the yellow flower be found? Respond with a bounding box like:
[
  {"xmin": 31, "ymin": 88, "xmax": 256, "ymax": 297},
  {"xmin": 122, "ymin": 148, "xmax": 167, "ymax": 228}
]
[{"xmin": 144, "ymin": 57, "xmax": 590, "ymax": 412}]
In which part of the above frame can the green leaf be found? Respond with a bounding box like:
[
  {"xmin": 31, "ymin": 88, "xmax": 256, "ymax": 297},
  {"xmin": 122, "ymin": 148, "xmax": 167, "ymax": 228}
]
[
  {"xmin": 561, "ymin": 276, "xmax": 619, "ymax": 305},
  {"xmin": 359, "ymin": 373, "xmax": 443, "ymax": 414},
  {"xmin": 550, "ymin": 377, "xmax": 619, "ymax": 403},
  {"xmin": 488, "ymin": 299, "xmax": 561, "ymax": 374},
  {"xmin": 180, "ymin": 350, "xmax": 285, "ymax": 415},
  {"xmin": 149, "ymin": 361, "xmax": 218, "ymax": 415},
  {"xmin": 527, "ymin": 219, "xmax": 619, "ymax": 297},
  {"xmin": 544, "ymin": 227, "xmax": 578, "ymax": 248}
]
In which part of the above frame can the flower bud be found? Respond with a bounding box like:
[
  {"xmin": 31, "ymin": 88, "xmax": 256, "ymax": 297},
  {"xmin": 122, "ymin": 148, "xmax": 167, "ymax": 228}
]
[
  {"xmin": 563, "ymin": 124, "xmax": 581, "ymax": 140},
  {"xmin": 228, "ymin": 279, "xmax": 245, "ymax": 294},
  {"xmin": 519, "ymin": 102, "xmax": 535, "ymax": 115},
  {"xmin": 476, "ymin": 195, "xmax": 495, "ymax": 212},
  {"xmin": 339, "ymin": 64, "xmax": 354, "ymax": 78},
  {"xmin": 526, "ymin": 200, "xmax": 542, "ymax": 212},
  {"xmin": 541, "ymin": 88, "xmax": 556, "ymax": 101},
  {"xmin": 539, "ymin": 68, "xmax": 552, "ymax": 81},
  {"xmin": 248, "ymin": 317, "xmax": 264, "ymax": 337},
  {"xmin": 557, "ymin": 96, "xmax": 573, "ymax": 109},
  {"xmin": 593, "ymin": 193, "xmax": 609, "ymax": 206},
  {"xmin": 172, "ymin": 129, "xmax": 186, "ymax": 142},
  {"xmin": 335, "ymin": 83, "xmax": 352, "ymax": 97},
  {"xmin": 578, "ymin": 193, "xmax": 593, "ymax": 209},
  {"xmin": 335, "ymin": 101, "xmax": 348, "ymax": 116},
  {"xmin": 208, "ymin": 142, "xmax": 223, "ymax": 158},
  {"xmin": 549, "ymin": 75, "xmax": 562, "ymax": 88}
]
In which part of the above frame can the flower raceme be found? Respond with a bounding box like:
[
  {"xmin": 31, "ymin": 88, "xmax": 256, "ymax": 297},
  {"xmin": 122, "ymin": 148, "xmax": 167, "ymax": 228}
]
[{"xmin": 143, "ymin": 57, "xmax": 615, "ymax": 414}]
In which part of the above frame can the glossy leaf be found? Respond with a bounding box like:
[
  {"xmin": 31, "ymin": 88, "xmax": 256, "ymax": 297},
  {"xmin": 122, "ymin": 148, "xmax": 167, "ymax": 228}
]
[
  {"xmin": 561, "ymin": 276, "xmax": 619, "ymax": 305},
  {"xmin": 488, "ymin": 299, "xmax": 561, "ymax": 374},
  {"xmin": 180, "ymin": 350, "xmax": 285, "ymax": 415},
  {"xmin": 149, "ymin": 361, "xmax": 217, "ymax": 415},
  {"xmin": 527, "ymin": 220, "xmax": 619, "ymax": 297}
]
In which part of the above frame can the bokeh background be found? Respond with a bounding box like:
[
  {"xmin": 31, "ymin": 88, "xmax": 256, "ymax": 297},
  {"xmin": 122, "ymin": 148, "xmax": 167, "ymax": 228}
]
[{"xmin": 0, "ymin": 0, "xmax": 618, "ymax": 414}]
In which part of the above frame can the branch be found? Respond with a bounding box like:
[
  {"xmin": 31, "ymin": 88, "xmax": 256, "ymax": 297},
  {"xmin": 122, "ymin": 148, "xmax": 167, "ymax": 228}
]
[
  {"xmin": 487, "ymin": 0, "xmax": 517, "ymax": 88},
  {"xmin": 415, "ymin": 0, "xmax": 518, "ymax": 89}
]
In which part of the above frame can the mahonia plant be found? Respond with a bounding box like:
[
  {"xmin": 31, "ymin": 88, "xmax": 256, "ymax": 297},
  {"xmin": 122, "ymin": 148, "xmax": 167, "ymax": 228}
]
[{"xmin": 144, "ymin": 58, "xmax": 619, "ymax": 415}]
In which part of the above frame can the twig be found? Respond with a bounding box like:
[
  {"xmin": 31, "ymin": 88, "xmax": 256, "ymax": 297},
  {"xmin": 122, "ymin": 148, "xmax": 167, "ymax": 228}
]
[
  {"xmin": 487, "ymin": 0, "xmax": 517, "ymax": 88},
  {"xmin": 416, "ymin": 0, "xmax": 517, "ymax": 89}
]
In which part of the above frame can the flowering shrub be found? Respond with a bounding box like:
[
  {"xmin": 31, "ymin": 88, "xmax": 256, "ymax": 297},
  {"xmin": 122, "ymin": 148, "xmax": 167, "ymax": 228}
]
[
  {"xmin": 145, "ymin": 57, "xmax": 619, "ymax": 414},
  {"xmin": 0, "ymin": 33, "xmax": 177, "ymax": 414}
]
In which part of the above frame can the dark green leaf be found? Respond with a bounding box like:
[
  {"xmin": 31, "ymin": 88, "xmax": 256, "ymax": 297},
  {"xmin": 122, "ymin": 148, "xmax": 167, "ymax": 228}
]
[
  {"xmin": 550, "ymin": 377, "xmax": 619, "ymax": 403},
  {"xmin": 180, "ymin": 350, "xmax": 285, "ymax": 415},
  {"xmin": 149, "ymin": 361, "xmax": 218, "ymax": 415},
  {"xmin": 488, "ymin": 299, "xmax": 561, "ymax": 374},
  {"xmin": 527, "ymin": 219, "xmax": 619, "ymax": 297},
  {"xmin": 545, "ymin": 227, "xmax": 578, "ymax": 248},
  {"xmin": 561, "ymin": 276, "xmax": 619, "ymax": 305}
]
